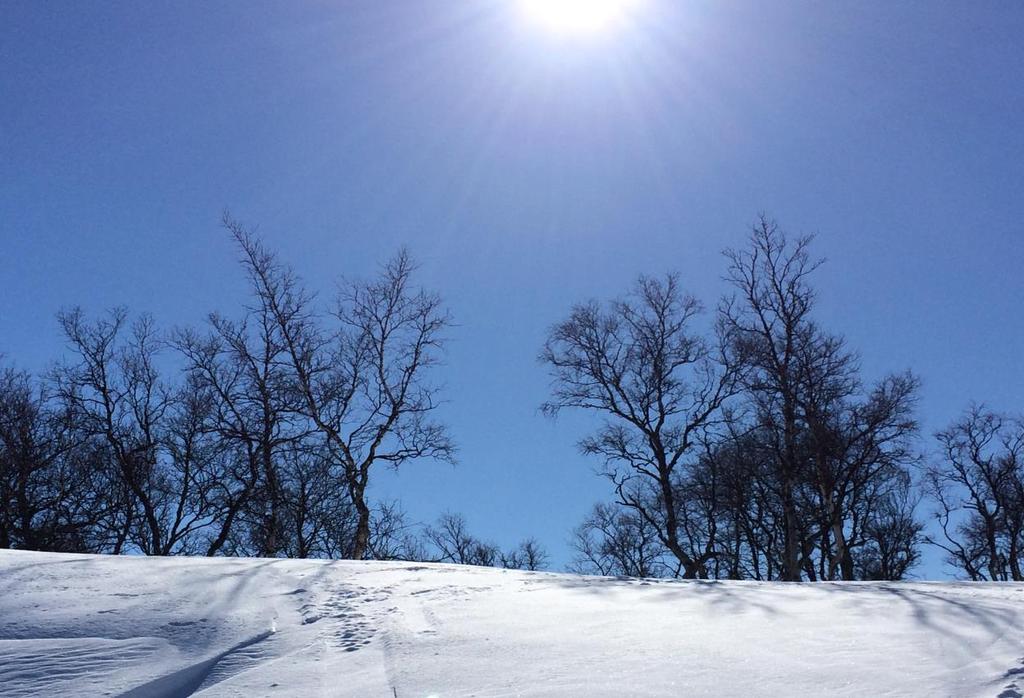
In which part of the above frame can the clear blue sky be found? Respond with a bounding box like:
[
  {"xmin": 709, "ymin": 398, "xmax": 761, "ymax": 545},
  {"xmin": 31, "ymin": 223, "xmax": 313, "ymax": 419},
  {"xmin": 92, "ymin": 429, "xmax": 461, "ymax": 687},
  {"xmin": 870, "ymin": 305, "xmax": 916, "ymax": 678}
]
[{"xmin": 2, "ymin": 1, "xmax": 1022, "ymax": 578}]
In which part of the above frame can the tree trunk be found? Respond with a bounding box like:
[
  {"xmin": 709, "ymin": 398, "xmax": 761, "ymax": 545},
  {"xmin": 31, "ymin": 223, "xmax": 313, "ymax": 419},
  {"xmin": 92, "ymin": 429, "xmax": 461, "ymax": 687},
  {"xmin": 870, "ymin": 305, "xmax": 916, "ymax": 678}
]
[
  {"xmin": 984, "ymin": 513, "xmax": 1004, "ymax": 581},
  {"xmin": 351, "ymin": 495, "xmax": 371, "ymax": 560},
  {"xmin": 656, "ymin": 464, "xmax": 700, "ymax": 579},
  {"xmin": 781, "ymin": 477, "xmax": 801, "ymax": 581},
  {"xmin": 348, "ymin": 463, "xmax": 372, "ymax": 560},
  {"xmin": 260, "ymin": 438, "xmax": 280, "ymax": 557}
]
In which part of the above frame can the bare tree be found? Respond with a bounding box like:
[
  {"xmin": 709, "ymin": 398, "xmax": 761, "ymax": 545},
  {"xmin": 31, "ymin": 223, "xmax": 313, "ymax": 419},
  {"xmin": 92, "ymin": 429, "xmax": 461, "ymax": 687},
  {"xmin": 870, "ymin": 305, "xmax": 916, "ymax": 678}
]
[
  {"xmin": 364, "ymin": 500, "xmax": 425, "ymax": 561},
  {"xmin": 720, "ymin": 217, "xmax": 828, "ymax": 581},
  {"xmin": 926, "ymin": 406, "xmax": 1024, "ymax": 581},
  {"xmin": 174, "ymin": 287, "xmax": 311, "ymax": 556},
  {"xmin": 802, "ymin": 369, "xmax": 921, "ymax": 580},
  {"xmin": 568, "ymin": 502, "xmax": 670, "ymax": 577},
  {"xmin": 423, "ymin": 512, "xmax": 500, "ymax": 566},
  {"xmin": 557, "ymin": 219, "xmax": 921, "ymax": 582},
  {"xmin": 542, "ymin": 273, "xmax": 738, "ymax": 578},
  {"xmin": 224, "ymin": 215, "xmax": 455, "ymax": 559},
  {"xmin": 501, "ymin": 538, "xmax": 550, "ymax": 571},
  {"xmin": 52, "ymin": 309, "xmax": 238, "ymax": 555},
  {"xmin": 720, "ymin": 219, "xmax": 923, "ymax": 581},
  {"xmin": 418, "ymin": 512, "xmax": 547, "ymax": 570},
  {"xmin": 0, "ymin": 365, "xmax": 61, "ymax": 549},
  {"xmin": 855, "ymin": 473, "xmax": 923, "ymax": 580},
  {"xmin": 0, "ymin": 363, "xmax": 114, "ymax": 551}
]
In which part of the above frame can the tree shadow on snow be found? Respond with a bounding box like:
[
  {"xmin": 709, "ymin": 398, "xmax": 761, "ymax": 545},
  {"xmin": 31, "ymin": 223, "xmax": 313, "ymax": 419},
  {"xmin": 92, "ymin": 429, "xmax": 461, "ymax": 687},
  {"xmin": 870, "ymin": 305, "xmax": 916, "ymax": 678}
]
[{"xmin": 545, "ymin": 573, "xmax": 1024, "ymax": 694}]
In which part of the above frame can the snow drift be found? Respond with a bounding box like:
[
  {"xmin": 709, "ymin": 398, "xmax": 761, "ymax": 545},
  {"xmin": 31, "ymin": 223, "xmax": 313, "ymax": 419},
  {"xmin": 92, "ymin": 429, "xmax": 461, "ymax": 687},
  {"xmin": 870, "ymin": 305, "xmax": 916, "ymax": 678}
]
[{"xmin": 1, "ymin": 550, "xmax": 1022, "ymax": 697}]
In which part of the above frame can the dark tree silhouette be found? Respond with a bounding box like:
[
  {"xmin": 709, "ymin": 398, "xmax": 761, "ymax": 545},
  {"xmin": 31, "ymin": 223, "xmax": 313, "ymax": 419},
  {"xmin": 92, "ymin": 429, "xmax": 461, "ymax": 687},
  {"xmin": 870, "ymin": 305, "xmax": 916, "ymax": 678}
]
[
  {"xmin": 927, "ymin": 406, "xmax": 1024, "ymax": 581},
  {"xmin": 225, "ymin": 216, "xmax": 455, "ymax": 559},
  {"xmin": 542, "ymin": 273, "xmax": 740, "ymax": 578}
]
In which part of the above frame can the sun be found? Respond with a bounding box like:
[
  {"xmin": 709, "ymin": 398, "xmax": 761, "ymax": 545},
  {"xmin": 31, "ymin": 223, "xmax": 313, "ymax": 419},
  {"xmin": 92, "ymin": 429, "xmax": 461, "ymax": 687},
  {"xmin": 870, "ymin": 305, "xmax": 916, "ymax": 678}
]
[{"xmin": 521, "ymin": 0, "xmax": 641, "ymax": 36}]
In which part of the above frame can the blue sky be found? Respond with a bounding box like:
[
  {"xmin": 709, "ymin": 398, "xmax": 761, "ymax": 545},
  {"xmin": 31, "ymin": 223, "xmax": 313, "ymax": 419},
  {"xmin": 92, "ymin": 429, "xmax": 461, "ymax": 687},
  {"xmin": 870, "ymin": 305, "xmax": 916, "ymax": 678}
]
[{"xmin": 2, "ymin": 1, "xmax": 1022, "ymax": 577}]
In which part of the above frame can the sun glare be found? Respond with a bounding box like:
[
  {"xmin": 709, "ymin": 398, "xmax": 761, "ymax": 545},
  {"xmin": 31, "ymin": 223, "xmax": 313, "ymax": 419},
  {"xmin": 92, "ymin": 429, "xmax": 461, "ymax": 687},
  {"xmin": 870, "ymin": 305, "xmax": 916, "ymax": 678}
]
[{"xmin": 521, "ymin": 0, "xmax": 640, "ymax": 36}]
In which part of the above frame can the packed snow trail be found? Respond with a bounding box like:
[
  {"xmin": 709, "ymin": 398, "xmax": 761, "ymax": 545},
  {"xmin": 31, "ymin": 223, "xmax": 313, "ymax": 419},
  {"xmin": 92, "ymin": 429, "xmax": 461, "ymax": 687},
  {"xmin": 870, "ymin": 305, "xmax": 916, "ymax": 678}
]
[{"xmin": 1, "ymin": 550, "xmax": 1023, "ymax": 696}]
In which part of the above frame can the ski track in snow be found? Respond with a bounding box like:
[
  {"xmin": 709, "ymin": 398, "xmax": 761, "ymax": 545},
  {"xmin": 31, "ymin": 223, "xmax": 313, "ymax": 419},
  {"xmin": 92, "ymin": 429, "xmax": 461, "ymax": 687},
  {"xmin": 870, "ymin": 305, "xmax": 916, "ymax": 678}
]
[{"xmin": 1, "ymin": 551, "xmax": 1024, "ymax": 697}]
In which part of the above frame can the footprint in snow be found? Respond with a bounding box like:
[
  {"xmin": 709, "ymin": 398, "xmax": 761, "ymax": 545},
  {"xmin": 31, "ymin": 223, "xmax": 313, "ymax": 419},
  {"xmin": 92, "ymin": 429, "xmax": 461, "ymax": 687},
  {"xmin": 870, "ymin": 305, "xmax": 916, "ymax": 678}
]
[{"xmin": 997, "ymin": 658, "xmax": 1024, "ymax": 698}]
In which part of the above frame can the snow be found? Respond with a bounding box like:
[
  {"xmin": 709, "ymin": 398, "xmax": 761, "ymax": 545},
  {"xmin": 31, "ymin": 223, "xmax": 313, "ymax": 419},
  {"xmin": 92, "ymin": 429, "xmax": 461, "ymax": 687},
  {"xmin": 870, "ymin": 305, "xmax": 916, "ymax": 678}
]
[{"xmin": 1, "ymin": 550, "xmax": 1023, "ymax": 697}]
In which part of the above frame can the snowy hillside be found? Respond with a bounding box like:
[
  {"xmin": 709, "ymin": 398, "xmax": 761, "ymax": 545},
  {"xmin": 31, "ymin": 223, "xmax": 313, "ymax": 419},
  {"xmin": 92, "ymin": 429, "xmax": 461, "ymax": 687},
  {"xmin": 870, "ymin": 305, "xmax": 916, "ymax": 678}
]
[{"xmin": 1, "ymin": 550, "xmax": 1022, "ymax": 697}]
